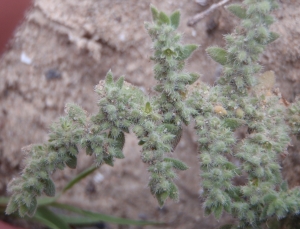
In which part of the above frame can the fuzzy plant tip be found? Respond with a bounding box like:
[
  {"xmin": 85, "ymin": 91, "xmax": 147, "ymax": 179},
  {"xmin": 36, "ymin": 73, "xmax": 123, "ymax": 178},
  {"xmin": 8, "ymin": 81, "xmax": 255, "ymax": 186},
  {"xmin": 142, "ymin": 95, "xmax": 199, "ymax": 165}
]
[{"xmin": 5, "ymin": 3, "xmax": 300, "ymax": 229}]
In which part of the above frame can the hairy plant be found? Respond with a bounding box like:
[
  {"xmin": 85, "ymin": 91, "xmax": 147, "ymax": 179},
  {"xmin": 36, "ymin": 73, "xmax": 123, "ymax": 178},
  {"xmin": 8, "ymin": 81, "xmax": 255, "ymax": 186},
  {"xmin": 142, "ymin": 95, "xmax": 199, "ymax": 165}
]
[{"xmin": 6, "ymin": 1, "xmax": 300, "ymax": 228}]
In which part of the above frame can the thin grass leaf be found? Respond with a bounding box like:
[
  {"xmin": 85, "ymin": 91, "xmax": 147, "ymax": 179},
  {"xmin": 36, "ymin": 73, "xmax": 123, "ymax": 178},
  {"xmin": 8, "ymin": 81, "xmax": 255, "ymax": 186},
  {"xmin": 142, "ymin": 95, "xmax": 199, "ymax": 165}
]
[
  {"xmin": 33, "ymin": 206, "xmax": 70, "ymax": 229},
  {"xmin": 51, "ymin": 202, "xmax": 163, "ymax": 226},
  {"xmin": 62, "ymin": 165, "xmax": 97, "ymax": 193}
]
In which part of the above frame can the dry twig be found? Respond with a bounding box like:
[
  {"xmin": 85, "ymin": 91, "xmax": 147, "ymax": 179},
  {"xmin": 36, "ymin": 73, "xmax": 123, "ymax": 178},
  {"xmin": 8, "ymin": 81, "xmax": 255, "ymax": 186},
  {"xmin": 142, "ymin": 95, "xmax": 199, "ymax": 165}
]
[{"xmin": 187, "ymin": 0, "xmax": 231, "ymax": 26}]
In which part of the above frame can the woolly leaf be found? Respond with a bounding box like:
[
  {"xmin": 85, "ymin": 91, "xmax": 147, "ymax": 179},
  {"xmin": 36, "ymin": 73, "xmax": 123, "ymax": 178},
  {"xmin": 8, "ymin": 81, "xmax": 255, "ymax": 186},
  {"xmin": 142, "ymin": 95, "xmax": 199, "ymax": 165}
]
[
  {"xmin": 170, "ymin": 11, "xmax": 180, "ymax": 29},
  {"xmin": 188, "ymin": 73, "xmax": 200, "ymax": 85},
  {"xmin": 156, "ymin": 191, "xmax": 169, "ymax": 207},
  {"xmin": 158, "ymin": 12, "xmax": 170, "ymax": 25},
  {"xmin": 163, "ymin": 157, "xmax": 188, "ymax": 170},
  {"xmin": 116, "ymin": 76, "xmax": 124, "ymax": 89},
  {"xmin": 69, "ymin": 145, "xmax": 78, "ymax": 156},
  {"xmin": 145, "ymin": 102, "xmax": 152, "ymax": 114},
  {"xmin": 168, "ymin": 182, "xmax": 179, "ymax": 201},
  {"xmin": 105, "ymin": 70, "xmax": 114, "ymax": 86},
  {"xmin": 44, "ymin": 179, "xmax": 56, "ymax": 197},
  {"xmin": 5, "ymin": 198, "xmax": 18, "ymax": 215},
  {"xmin": 138, "ymin": 140, "xmax": 145, "ymax": 145},
  {"xmin": 114, "ymin": 150, "xmax": 125, "ymax": 159},
  {"xmin": 226, "ymin": 4, "xmax": 247, "ymax": 19},
  {"xmin": 214, "ymin": 205, "xmax": 223, "ymax": 220},
  {"xmin": 19, "ymin": 204, "xmax": 28, "ymax": 217},
  {"xmin": 223, "ymin": 118, "xmax": 245, "ymax": 130},
  {"xmin": 267, "ymin": 32, "xmax": 280, "ymax": 44},
  {"xmin": 27, "ymin": 198, "xmax": 37, "ymax": 217},
  {"xmin": 86, "ymin": 143, "xmax": 93, "ymax": 156},
  {"xmin": 66, "ymin": 154, "xmax": 77, "ymax": 169},
  {"xmin": 179, "ymin": 44, "xmax": 198, "ymax": 60},
  {"xmin": 263, "ymin": 194, "xmax": 277, "ymax": 204},
  {"xmin": 154, "ymin": 84, "xmax": 164, "ymax": 92},
  {"xmin": 204, "ymin": 206, "xmax": 212, "ymax": 216},
  {"xmin": 150, "ymin": 5, "xmax": 159, "ymax": 22},
  {"xmin": 104, "ymin": 156, "xmax": 114, "ymax": 167},
  {"xmin": 207, "ymin": 46, "xmax": 228, "ymax": 65},
  {"xmin": 280, "ymin": 181, "xmax": 288, "ymax": 192},
  {"xmin": 171, "ymin": 128, "xmax": 182, "ymax": 151},
  {"xmin": 114, "ymin": 132, "xmax": 125, "ymax": 150}
]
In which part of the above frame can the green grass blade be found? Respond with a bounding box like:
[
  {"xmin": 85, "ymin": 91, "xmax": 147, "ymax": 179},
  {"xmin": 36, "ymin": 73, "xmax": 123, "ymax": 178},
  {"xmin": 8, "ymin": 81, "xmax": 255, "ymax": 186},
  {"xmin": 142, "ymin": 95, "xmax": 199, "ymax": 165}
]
[
  {"xmin": 62, "ymin": 165, "xmax": 97, "ymax": 193},
  {"xmin": 33, "ymin": 206, "xmax": 71, "ymax": 229},
  {"xmin": 51, "ymin": 202, "xmax": 164, "ymax": 226},
  {"xmin": 0, "ymin": 197, "xmax": 9, "ymax": 206}
]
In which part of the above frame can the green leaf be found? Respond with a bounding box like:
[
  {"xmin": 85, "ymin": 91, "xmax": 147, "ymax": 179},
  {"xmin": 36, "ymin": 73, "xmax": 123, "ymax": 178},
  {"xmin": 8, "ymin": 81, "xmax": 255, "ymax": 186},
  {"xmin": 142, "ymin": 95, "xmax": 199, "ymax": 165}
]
[
  {"xmin": 170, "ymin": 11, "xmax": 180, "ymax": 29},
  {"xmin": 65, "ymin": 154, "xmax": 77, "ymax": 169},
  {"xmin": 158, "ymin": 12, "xmax": 170, "ymax": 25},
  {"xmin": 145, "ymin": 102, "xmax": 152, "ymax": 114},
  {"xmin": 214, "ymin": 205, "xmax": 223, "ymax": 219},
  {"xmin": 27, "ymin": 198, "xmax": 37, "ymax": 217},
  {"xmin": 44, "ymin": 179, "xmax": 56, "ymax": 197},
  {"xmin": 154, "ymin": 84, "xmax": 164, "ymax": 92},
  {"xmin": 206, "ymin": 46, "xmax": 228, "ymax": 65},
  {"xmin": 267, "ymin": 32, "xmax": 279, "ymax": 44},
  {"xmin": 62, "ymin": 165, "xmax": 97, "ymax": 194},
  {"xmin": 280, "ymin": 181, "xmax": 288, "ymax": 192},
  {"xmin": 223, "ymin": 118, "xmax": 246, "ymax": 130},
  {"xmin": 33, "ymin": 206, "xmax": 70, "ymax": 229},
  {"xmin": 150, "ymin": 5, "xmax": 159, "ymax": 22},
  {"xmin": 19, "ymin": 204, "xmax": 28, "ymax": 217},
  {"xmin": 5, "ymin": 198, "xmax": 18, "ymax": 215},
  {"xmin": 37, "ymin": 197, "xmax": 56, "ymax": 206},
  {"xmin": 179, "ymin": 44, "xmax": 198, "ymax": 60},
  {"xmin": 116, "ymin": 76, "xmax": 124, "ymax": 89},
  {"xmin": 138, "ymin": 140, "xmax": 145, "ymax": 145},
  {"xmin": 168, "ymin": 182, "xmax": 179, "ymax": 201},
  {"xmin": 114, "ymin": 132, "xmax": 125, "ymax": 150},
  {"xmin": 156, "ymin": 191, "xmax": 169, "ymax": 207},
  {"xmin": 188, "ymin": 73, "xmax": 200, "ymax": 85},
  {"xmin": 226, "ymin": 4, "xmax": 247, "ymax": 19},
  {"xmin": 163, "ymin": 157, "xmax": 188, "ymax": 170},
  {"xmin": 105, "ymin": 70, "xmax": 114, "ymax": 86},
  {"xmin": 51, "ymin": 202, "xmax": 163, "ymax": 226},
  {"xmin": 171, "ymin": 128, "xmax": 182, "ymax": 151},
  {"xmin": 114, "ymin": 150, "xmax": 125, "ymax": 159},
  {"xmin": 104, "ymin": 155, "xmax": 114, "ymax": 167}
]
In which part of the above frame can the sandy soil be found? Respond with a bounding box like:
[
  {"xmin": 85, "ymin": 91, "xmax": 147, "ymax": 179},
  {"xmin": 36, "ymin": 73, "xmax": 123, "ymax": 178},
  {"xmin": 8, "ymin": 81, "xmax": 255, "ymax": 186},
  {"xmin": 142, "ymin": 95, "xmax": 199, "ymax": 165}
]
[{"xmin": 0, "ymin": 0, "xmax": 300, "ymax": 228}]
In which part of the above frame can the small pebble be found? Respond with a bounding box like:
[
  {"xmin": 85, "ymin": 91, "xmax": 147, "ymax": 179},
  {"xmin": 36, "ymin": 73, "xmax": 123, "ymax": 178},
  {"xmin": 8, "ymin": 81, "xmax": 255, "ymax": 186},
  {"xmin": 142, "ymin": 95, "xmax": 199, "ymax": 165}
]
[
  {"xmin": 20, "ymin": 52, "xmax": 32, "ymax": 65},
  {"xmin": 45, "ymin": 69, "xmax": 61, "ymax": 80},
  {"xmin": 93, "ymin": 172, "xmax": 105, "ymax": 183}
]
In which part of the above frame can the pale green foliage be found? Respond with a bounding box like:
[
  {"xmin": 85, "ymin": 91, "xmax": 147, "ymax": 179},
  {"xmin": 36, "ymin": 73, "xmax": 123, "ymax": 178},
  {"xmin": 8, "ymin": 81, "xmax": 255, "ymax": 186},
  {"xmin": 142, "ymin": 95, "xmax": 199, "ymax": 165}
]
[
  {"xmin": 187, "ymin": 0, "xmax": 300, "ymax": 228},
  {"xmin": 287, "ymin": 99, "xmax": 300, "ymax": 139},
  {"xmin": 6, "ymin": 1, "xmax": 300, "ymax": 228},
  {"xmin": 6, "ymin": 5, "xmax": 198, "ymax": 216}
]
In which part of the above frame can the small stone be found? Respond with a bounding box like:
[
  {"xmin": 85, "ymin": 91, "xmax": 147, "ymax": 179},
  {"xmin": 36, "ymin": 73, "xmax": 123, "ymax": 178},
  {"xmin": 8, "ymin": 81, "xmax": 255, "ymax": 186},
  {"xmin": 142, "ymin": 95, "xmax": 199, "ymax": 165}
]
[
  {"xmin": 93, "ymin": 172, "xmax": 104, "ymax": 183},
  {"xmin": 20, "ymin": 52, "xmax": 32, "ymax": 65},
  {"xmin": 45, "ymin": 69, "xmax": 61, "ymax": 80}
]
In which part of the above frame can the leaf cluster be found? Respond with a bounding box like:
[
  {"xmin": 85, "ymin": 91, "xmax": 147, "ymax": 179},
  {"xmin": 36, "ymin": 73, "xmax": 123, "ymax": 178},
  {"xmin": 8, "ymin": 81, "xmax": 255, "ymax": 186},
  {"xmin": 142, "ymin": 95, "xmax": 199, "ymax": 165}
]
[{"xmin": 5, "ymin": 1, "xmax": 300, "ymax": 229}]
